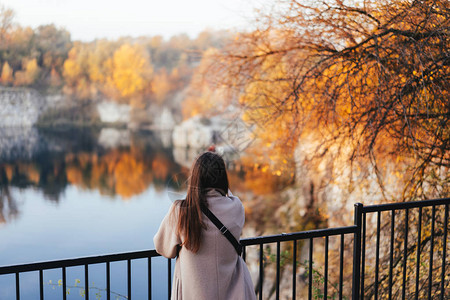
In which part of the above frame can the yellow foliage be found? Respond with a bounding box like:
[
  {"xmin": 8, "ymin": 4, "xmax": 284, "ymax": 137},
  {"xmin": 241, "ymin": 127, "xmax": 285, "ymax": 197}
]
[
  {"xmin": 14, "ymin": 58, "xmax": 40, "ymax": 86},
  {"xmin": 151, "ymin": 68, "xmax": 172, "ymax": 104},
  {"xmin": 106, "ymin": 44, "xmax": 153, "ymax": 99},
  {"xmin": 63, "ymin": 47, "xmax": 83, "ymax": 84},
  {"xmin": 1, "ymin": 61, "xmax": 13, "ymax": 85}
]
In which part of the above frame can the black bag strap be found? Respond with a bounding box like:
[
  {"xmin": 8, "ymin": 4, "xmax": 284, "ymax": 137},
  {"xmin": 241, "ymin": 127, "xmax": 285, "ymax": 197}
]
[{"xmin": 201, "ymin": 205, "xmax": 243, "ymax": 256}]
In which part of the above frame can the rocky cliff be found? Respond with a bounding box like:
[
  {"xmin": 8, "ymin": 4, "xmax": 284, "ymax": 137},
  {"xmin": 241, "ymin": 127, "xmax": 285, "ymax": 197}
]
[{"xmin": 0, "ymin": 88, "xmax": 46, "ymax": 127}]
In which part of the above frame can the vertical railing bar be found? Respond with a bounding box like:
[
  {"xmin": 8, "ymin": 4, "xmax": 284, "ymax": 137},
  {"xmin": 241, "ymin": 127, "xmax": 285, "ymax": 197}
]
[
  {"xmin": 276, "ymin": 241, "xmax": 280, "ymax": 299},
  {"xmin": 440, "ymin": 204, "xmax": 448, "ymax": 300},
  {"xmin": 128, "ymin": 259, "xmax": 132, "ymax": 300},
  {"xmin": 324, "ymin": 236, "xmax": 328, "ymax": 300},
  {"xmin": 293, "ymin": 240, "xmax": 297, "ymax": 300},
  {"xmin": 39, "ymin": 269, "xmax": 44, "ymax": 300},
  {"xmin": 106, "ymin": 262, "xmax": 110, "ymax": 300},
  {"xmin": 361, "ymin": 212, "xmax": 366, "ymax": 300},
  {"xmin": 339, "ymin": 234, "xmax": 344, "ymax": 300},
  {"xmin": 148, "ymin": 258, "xmax": 152, "ymax": 300},
  {"xmin": 259, "ymin": 244, "xmax": 263, "ymax": 300},
  {"xmin": 374, "ymin": 211, "xmax": 380, "ymax": 300},
  {"xmin": 352, "ymin": 203, "xmax": 363, "ymax": 300},
  {"xmin": 167, "ymin": 258, "xmax": 171, "ymax": 300},
  {"xmin": 428, "ymin": 205, "xmax": 435, "ymax": 300},
  {"xmin": 85, "ymin": 264, "xmax": 89, "ymax": 300},
  {"xmin": 308, "ymin": 238, "xmax": 313, "ymax": 300},
  {"xmin": 402, "ymin": 209, "xmax": 409, "ymax": 300},
  {"xmin": 62, "ymin": 267, "xmax": 67, "ymax": 300},
  {"xmin": 15, "ymin": 272, "xmax": 20, "ymax": 300},
  {"xmin": 415, "ymin": 207, "xmax": 422, "ymax": 300},
  {"xmin": 388, "ymin": 209, "xmax": 394, "ymax": 300}
]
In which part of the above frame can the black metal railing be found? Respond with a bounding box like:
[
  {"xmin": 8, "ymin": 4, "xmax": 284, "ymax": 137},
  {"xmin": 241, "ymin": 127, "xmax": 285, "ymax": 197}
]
[
  {"xmin": 0, "ymin": 197, "xmax": 448, "ymax": 300},
  {"xmin": 241, "ymin": 225, "xmax": 358, "ymax": 300},
  {"xmin": 357, "ymin": 198, "xmax": 449, "ymax": 300},
  {"xmin": 0, "ymin": 250, "xmax": 170, "ymax": 300}
]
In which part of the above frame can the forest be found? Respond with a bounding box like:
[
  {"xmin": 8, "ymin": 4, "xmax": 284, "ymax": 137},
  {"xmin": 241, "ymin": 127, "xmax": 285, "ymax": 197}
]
[{"xmin": 0, "ymin": 4, "xmax": 230, "ymax": 107}]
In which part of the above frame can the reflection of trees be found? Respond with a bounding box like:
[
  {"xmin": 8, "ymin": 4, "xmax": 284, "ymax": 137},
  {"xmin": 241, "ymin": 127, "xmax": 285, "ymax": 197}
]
[
  {"xmin": 0, "ymin": 166, "xmax": 19, "ymax": 224},
  {"xmin": 35, "ymin": 154, "xmax": 68, "ymax": 202},
  {"xmin": 1, "ymin": 128, "xmax": 190, "ymax": 201},
  {"xmin": 65, "ymin": 148, "xmax": 182, "ymax": 199}
]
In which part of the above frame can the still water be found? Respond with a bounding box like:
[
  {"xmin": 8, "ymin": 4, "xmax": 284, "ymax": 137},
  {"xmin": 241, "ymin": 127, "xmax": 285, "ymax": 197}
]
[{"xmin": 0, "ymin": 127, "xmax": 233, "ymax": 299}]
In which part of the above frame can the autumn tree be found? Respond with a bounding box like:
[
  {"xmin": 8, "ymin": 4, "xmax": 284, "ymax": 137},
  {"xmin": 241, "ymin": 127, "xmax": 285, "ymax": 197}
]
[
  {"xmin": 14, "ymin": 58, "xmax": 40, "ymax": 86},
  {"xmin": 208, "ymin": 0, "xmax": 449, "ymax": 201},
  {"xmin": 0, "ymin": 6, "xmax": 72, "ymax": 89},
  {"xmin": 0, "ymin": 61, "xmax": 13, "ymax": 85},
  {"xmin": 0, "ymin": 4, "xmax": 14, "ymax": 48},
  {"xmin": 104, "ymin": 43, "xmax": 153, "ymax": 102},
  {"xmin": 151, "ymin": 68, "xmax": 172, "ymax": 104},
  {"xmin": 34, "ymin": 24, "xmax": 71, "ymax": 79},
  {"xmin": 205, "ymin": 0, "xmax": 449, "ymax": 297},
  {"xmin": 62, "ymin": 42, "xmax": 92, "ymax": 99}
]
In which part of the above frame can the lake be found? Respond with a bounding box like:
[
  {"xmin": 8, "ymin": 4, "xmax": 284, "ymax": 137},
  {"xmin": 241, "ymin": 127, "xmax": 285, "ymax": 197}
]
[{"xmin": 0, "ymin": 126, "xmax": 291, "ymax": 299}]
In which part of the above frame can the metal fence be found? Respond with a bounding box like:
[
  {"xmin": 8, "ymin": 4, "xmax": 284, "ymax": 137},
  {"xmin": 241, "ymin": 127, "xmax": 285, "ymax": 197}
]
[
  {"xmin": 358, "ymin": 198, "xmax": 449, "ymax": 300},
  {"xmin": 0, "ymin": 197, "xmax": 448, "ymax": 300}
]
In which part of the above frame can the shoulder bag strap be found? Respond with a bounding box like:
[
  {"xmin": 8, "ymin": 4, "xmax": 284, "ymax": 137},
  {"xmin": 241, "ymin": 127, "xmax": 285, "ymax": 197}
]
[{"xmin": 201, "ymin": 205, "xmax": 243, "ymax": 256}]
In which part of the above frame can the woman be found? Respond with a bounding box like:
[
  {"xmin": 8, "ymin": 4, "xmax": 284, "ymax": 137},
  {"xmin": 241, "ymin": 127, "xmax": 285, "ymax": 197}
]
[{"xmin": 154, "ymin": 151, "xmax": 256, "ymax": 300}]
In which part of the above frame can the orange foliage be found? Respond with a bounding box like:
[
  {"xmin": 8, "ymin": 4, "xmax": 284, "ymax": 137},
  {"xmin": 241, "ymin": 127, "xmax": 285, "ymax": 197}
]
[
  {"xmin": 0, "ymin": 61, "xmax": 13, "ymax": 85},
  {"xmin": 151, "ymin": 154, "xmax": 170, "ymax": 181},
  {"xmin": 113, "ymin": 153, "xmax": 149, "ymax": 199},
  {"xmin": 63, "ymin": 149, "xmax": 178, "ymax": 199},
  {"xmin": 151, "ymin": 68, "xmax": 172, "ymax": 104},
  {"xmin": 14, "ymin": 58, "xmax": 40, "ymax": 86}
]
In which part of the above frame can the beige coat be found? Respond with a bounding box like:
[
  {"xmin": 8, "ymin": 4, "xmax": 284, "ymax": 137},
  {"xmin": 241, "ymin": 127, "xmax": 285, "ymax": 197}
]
[{"xmin": 154, "ymin": 189, "xmax": 256, "ymax": 300}]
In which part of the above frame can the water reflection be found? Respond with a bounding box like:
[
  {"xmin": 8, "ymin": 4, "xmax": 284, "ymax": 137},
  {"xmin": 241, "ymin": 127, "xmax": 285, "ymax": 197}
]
[
  {"xmin": 0, "ymin": 167, "xmax": 19, "ymax": 224},
  {"xmin": 0, "ymin": 127, "xmax": 191, "ymax": 223},
  {"xmin": 0, "ymin": 126, "xmax": 299, "ymax": 227}
]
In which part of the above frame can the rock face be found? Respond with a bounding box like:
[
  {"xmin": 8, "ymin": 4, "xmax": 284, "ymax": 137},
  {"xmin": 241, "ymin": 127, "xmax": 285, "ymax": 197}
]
[
  {"xmin": 294, "ymin": 133, "xmax": 406, "ymax": 227},
  {"xmin": 96, "ymin": 101, "xmax": 131, "ymax": 124},
  {"xmin": 172, "ymin": 116, "xmax": 215, "ymax": 148},
  {"xmin": 0, "ymin": 88, "xmax": 46, "ymax": 127},
  {"xmin": 153, "ymin": 107, "xmax": 177, "ymax": 130},
  {"xmin": 172, "ymin": 115, "xmax": 252, "ymax": 149},
  {"xmin": 171, "ymin": 115, "xmax": 253, "ymax": 167}
]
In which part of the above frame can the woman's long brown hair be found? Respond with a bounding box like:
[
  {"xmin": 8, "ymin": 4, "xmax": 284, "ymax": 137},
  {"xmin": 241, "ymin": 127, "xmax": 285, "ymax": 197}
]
[{"xmin": 177, "ymin": 151, "xmax": 229, "ymax": 253}]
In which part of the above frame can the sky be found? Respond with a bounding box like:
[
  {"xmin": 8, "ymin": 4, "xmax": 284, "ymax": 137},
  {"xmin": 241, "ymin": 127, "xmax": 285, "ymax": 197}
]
[{"xmin": 1, "ymin": 0, "xmax": 264, "ymax": 41}]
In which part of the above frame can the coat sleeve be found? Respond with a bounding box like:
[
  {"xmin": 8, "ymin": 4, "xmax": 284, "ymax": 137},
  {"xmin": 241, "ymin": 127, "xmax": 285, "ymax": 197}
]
[
  {"xmin": 227, "ymin": 189, "xmax": 246, "ymax": 231},
  {"xmin": 153, "ymin": 204, "xmax": 181, "ymax": 259}
]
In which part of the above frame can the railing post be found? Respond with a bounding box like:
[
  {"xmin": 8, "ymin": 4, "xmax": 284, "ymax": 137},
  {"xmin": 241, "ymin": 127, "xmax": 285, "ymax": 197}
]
[{"xmin": 352, "ymin": 203, "xmax": 363, "ymax": 300}]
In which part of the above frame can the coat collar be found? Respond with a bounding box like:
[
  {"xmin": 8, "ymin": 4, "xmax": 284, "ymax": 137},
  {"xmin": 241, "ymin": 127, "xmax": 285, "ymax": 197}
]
[{"xmin": 205, "ymin": 188, "xmax": 226, "ymax": 198}]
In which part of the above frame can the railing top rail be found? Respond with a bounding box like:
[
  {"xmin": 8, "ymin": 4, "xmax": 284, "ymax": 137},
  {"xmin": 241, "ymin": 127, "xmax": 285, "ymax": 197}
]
[
  {"xmin": 0, "ymin": 249, "xmax": 160, "ymax": 275},
  {"xmin": 360, "ymin": 197, "xmax": 449, "ymax": 213},
  {"xmin": 240, "ymin": 225, "xmax": 357, "ymax": 246},
  {"xmin": 0, "ymin": 226, "xmax": 357, "ymax": 275}
]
